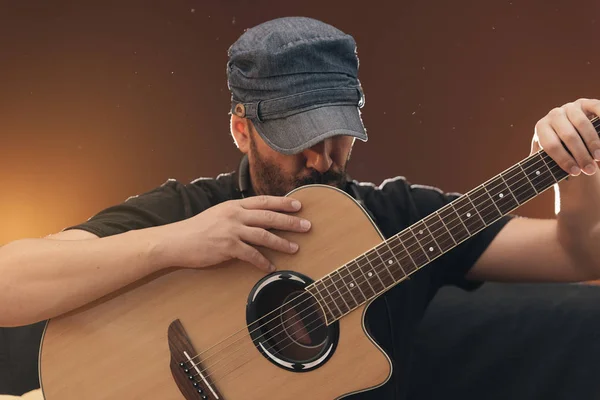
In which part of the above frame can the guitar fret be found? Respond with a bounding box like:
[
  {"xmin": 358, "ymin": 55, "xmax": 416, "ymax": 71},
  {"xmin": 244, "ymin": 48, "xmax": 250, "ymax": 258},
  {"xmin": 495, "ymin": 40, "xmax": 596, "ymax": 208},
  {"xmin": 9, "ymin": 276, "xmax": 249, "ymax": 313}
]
[
  {"xmin": 366, "ymin": 250, "xmax": 396, "ymax": 287},
  {"xmin": 399, "ymin": 230, "xmax": 429, "ymax": 267},
  {"xmin": 322, "ymin": 274, "xmax": 349, "ymax": 315},
  {"xmin": 451, "ymin": 196, "xmax": 485, "ymax": 234},
  {"xmin": 410, "ymin": 222, "xmax": 441, "ymax": 261},
  {"xmin": 464, "ymin": 191, "xmax": 489, "ymax": 226},
  {"xmin": 388, "ymin": 235, "xmax": 418, "ymax": 274},
  {"xmin": 354, "ymin": 261, "xmax": 378, "ymax": 298},
  {"xmin": 497, "ymin": 174, "xmax": 519, "ymax": 206},
  {"xmin": 357, "ymin": 258, "xmax": 383, "ymax": 295},
  {"xmin": 313, "ymin": 280, "xmax": 341, "ymax": 320},
  {"xmin": 306, "ymin": 285, "xmax": 335, "ymax": 323},
  {"xmin": 425, "ymin": 213, "xmax": 456, "ymax": 251},
  {"xmin": 420, "ymin": 219, "xmax": 444, "ymax": 250},
  {"xmin": 377, "ymin": 242, "xmax": 409, "ymax": 281},
  {"xmin": 517, "ymin": 163, "xmax": 539, "ymax": 193},
  {"xmin": 503, "ymin": 164, "xmax": 537, "ymax": 204},
  {"xmin": 548, "ymin": 163, "xmax": 567, "ymax": 180},
  {"xmin": 539, "ymin": 152, "xmax": 560, "ymax": 182},
  {"xmin": 484, "ymin": 176, "xmax": 519, "ymax": 214},
  {"xmin": 438, "ymin": 204, "xmax": 470, "ymax": 243},
  {"xmin": 519, "ymin": 154, "xmax": 556, "ymax": 194},
  {"xmin": 540, "ymin": 152, "xmax": 568, "ymax": 181},
  {"xmin": 337, "ymin": 265, "xmax": 367, "ymax": 304},
  {"xmin": 468, "ymin": 186, "xmax": 501, "ymax": 225},
  {"xmin": 330, "ymin": 270, "xmax": 357, "ymax": 311},
  {"xmin": 360, "ymin": 256, "xmax": 386, "ymax": 293},
  {"xmin": 348, "ymin": 260, "xmax": 376, "ymax": 299}
]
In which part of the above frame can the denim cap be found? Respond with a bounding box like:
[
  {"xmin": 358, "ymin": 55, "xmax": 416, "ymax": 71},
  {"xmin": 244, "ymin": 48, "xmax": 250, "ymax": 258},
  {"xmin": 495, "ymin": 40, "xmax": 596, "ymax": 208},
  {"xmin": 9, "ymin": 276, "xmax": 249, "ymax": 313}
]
[{"xmin": 227, "ymin": 17, "xmax": 367, "ymax": 155}]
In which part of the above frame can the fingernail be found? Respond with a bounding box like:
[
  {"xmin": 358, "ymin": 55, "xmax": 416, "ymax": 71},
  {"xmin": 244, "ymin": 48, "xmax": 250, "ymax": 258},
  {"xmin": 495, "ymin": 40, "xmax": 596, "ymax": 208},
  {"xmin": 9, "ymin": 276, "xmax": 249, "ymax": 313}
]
[
  {"xmin": 291, "ymin": 200, "xmax": 301, "ymax": 210},
  {"xmin": 290, "ymin": 242, "xmax": 299, "ymax": 252},
  {"xmin": 585, "ymin": 164, "xmax": 596, "ymax": 174},
  {"xmin": 594, "ymin": 150, "xmax": 600, "ymax": 160},
  {"xmin": 570, "ymin": 166, "xmax": 581, "ymax": 176},
  {"xmin": 269, "ymin": 264, "xmax": 276, "ymax": 272},
  {"xmin": 300, "ymin": 219, "xmax": 311, "ymax": 230}
]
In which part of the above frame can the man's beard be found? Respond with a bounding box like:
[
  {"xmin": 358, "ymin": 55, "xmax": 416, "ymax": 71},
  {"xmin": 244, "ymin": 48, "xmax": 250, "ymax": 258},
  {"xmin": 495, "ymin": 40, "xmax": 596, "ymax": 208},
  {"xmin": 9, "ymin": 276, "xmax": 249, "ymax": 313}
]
[{"xmin": 249, "ymin": 138, "xmax": 349, "ymax": 197}]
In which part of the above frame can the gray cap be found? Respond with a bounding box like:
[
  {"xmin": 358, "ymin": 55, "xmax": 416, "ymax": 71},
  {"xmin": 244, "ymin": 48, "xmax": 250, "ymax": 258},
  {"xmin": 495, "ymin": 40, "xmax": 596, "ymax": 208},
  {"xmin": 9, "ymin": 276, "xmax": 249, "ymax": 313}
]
[{"xmin": 226, "ymin": 17, "xmax": 367, "ymax": 155}]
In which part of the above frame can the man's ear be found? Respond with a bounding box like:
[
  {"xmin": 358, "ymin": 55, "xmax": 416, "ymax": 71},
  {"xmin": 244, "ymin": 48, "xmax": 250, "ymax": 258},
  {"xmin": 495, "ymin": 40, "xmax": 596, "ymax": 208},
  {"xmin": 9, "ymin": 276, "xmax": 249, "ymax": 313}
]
[{"xmin": 230, "ymin": 115, "xmax": 251, "ymax": 153}]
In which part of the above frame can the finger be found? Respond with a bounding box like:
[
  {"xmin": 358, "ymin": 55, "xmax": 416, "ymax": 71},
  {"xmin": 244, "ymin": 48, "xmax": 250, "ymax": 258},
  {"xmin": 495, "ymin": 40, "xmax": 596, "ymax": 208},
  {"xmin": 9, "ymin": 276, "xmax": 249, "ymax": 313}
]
[
  {"xmin": 550, "ymin": 108, "xmax": 596, "ymax": 175},
  {"xmin": 235, "ymin": 241, "xmax": 275, "ymax": 272},
  {"xmin": 576, "ymin": 99, "xmax": 600, "ymax": 159},
  {"xmin": 240, "ymin": 226, "xmax": 299, "ymax": 254},
  {"xmin": 536, "ymin": 118, "xmax": 580, "ymax": 176},
  {"xmin": 240, "ymin": 195, "xmax": 302, "ymax": 212},
  {"xmin": 577, "ymin": 98, "xmax": 600, "ymax": 119},
  {"xmin": 242, "ymin": 209, "xmax": 311, "ymax": 232},
  {"xmin": 565, "ymin": 102, "xmax": 600, "ymax": 164}
]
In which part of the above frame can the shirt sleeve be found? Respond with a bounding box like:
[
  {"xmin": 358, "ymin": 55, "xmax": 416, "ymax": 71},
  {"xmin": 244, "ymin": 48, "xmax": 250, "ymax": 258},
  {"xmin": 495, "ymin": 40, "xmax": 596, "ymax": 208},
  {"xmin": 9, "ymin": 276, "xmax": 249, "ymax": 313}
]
[
  {"xmin": 408, "ymin": 183, "xmax": 517, "ymax": 291},
  {"xmin": 62, "ymin": 179, "xmax": 204, "ymax": 238}
]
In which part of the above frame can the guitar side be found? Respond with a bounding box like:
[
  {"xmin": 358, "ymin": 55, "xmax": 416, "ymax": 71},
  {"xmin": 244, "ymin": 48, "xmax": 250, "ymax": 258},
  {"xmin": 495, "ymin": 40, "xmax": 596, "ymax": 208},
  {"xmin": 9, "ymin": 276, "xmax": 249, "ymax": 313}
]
[{"xmin": 39, "ymin": 185, "xmax": 392, "ymax": 399}]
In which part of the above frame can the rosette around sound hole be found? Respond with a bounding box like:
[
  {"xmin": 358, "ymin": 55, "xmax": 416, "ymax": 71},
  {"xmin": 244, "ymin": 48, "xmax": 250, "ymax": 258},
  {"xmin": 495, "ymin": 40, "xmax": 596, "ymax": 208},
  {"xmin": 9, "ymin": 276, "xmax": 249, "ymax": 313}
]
[{"xmin": 246, "ymin": 271, "xmax": 340, "ymax": 372}]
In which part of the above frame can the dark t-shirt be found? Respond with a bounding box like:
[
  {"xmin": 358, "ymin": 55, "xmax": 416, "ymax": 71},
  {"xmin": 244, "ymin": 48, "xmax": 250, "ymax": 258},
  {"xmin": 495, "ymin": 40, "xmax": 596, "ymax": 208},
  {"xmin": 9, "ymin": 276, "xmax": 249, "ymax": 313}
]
[{"xmin": 65, "ymin": 164, "xmax": 514, "ymax": 399}]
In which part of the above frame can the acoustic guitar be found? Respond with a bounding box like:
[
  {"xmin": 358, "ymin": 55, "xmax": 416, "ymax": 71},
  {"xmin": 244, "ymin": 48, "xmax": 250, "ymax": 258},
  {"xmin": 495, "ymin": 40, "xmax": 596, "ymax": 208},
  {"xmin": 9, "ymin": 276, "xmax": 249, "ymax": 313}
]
[{"xmin": 38, "ymin": 116, "xmax": 600, "ymax": 399}]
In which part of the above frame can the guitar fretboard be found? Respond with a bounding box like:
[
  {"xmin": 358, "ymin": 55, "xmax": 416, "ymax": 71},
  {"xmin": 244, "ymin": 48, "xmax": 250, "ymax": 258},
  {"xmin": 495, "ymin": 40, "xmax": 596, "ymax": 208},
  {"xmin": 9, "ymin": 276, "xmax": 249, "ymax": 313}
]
[{"xmin": 307, "ymin": 116, "xmax": 600, "ymax": 323}]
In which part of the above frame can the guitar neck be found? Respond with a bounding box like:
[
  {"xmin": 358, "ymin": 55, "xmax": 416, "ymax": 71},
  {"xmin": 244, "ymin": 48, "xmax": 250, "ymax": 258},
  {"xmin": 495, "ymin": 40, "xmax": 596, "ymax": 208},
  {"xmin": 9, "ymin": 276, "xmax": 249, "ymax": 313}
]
[{"xmin": 307, "ymin": 116, "xmax": 600, "ymax": 324}]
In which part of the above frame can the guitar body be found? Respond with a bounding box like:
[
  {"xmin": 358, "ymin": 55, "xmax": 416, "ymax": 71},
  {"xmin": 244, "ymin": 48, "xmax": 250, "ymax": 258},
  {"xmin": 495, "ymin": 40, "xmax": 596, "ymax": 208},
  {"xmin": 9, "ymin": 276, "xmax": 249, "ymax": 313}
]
[{"xmin": 39, "ymin": 185, "xmax": 393, "ymax": 399}]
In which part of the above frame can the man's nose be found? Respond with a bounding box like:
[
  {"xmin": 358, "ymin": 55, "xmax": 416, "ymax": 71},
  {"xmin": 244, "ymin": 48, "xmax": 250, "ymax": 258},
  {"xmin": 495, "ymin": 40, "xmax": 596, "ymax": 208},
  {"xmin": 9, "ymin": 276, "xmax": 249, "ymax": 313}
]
[{"xmin": 304, "ymin": 139, "xmax": 333, "ymax": 173}]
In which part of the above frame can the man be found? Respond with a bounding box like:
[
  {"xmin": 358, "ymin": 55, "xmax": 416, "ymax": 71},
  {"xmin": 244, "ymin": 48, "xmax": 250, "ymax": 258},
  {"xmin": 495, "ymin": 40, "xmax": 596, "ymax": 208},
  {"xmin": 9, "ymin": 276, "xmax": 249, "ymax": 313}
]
[{"xmin": 0, "ymin": 16, "xmax": 599, "ymax": 399}]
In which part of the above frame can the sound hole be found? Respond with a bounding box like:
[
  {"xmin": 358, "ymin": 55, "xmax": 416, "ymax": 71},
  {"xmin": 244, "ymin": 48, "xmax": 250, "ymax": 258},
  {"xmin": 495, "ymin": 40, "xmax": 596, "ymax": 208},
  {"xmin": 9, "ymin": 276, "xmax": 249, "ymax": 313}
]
[
  {"xmin": 278, "ymin": 291, "xmax": 327, "ymax": 354},
  {"xmin": 246, "ymin": 272, "xmax": 339, "ymax": 372}
]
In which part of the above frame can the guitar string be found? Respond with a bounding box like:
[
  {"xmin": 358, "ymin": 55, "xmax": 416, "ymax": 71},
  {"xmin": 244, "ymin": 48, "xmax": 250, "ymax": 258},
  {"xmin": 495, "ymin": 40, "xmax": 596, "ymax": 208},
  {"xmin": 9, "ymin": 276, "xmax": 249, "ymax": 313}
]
[
  {"xmin": 193, "ymin": 157, "xmax": 562, "ymax": 385},
  {"xmin": 183, "ymin": 116, "xmax": 599, "ymax": 378},
  {"xmin": 180, "ymin": 146, "xmax": 564, "ymax": 368},
  {"xmin": 182, "ymin": 116, "xmax": 600, "ymax": 370},
  {"xmin": 183, "ymin": 143, "xmax": 582, "ymax": 378},
  {"xmin": 188, "ymin": 124, "xmax": 599, "ymax": 384},
  {"xmin": 184, "ymin": 149, "xmax": 568, "ymax": 382},
  {"xmin": 180, "ymin": 149, "xmax": 560, "ymax": 374},
  {"xmin": 188, "ymin": 145, "xmax": 583, "ymax": 383}
]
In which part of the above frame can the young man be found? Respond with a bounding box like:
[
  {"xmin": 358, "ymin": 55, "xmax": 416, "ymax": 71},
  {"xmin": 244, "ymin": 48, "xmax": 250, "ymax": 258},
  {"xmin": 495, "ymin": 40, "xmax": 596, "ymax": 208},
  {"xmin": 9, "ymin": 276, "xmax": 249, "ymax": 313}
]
[{"xmin": 1, "ymin": 16, "xmax": 599, "ymax": 399}]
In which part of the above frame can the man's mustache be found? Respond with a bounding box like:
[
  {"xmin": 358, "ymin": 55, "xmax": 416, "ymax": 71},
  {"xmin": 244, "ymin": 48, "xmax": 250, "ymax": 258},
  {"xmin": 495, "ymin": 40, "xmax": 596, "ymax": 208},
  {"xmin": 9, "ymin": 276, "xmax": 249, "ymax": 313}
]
[{"xmin": 295, "ymin": 169, "xmax": 346, "ymax": 186}]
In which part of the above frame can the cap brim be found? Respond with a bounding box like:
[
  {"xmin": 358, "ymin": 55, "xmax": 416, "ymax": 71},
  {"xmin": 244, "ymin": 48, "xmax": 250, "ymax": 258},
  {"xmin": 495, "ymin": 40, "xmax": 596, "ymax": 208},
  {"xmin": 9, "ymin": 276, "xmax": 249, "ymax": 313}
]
[{"xmin": 251, "ymin": 105, "xmax": 368, "ymax": 155}]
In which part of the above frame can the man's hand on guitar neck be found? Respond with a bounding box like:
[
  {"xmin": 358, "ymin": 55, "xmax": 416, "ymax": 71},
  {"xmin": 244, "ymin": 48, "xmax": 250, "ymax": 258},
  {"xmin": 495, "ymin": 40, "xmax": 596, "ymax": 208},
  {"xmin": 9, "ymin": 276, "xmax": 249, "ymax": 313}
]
[{"xmin": 154, "ymin": 195, "xmax": 312, "ymax": 272}]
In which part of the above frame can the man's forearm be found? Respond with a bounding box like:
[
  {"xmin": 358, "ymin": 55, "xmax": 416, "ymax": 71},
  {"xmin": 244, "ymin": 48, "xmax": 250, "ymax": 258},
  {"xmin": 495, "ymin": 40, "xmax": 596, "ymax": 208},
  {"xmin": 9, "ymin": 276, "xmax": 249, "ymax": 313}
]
[
  {"xmin": 0, "ymin": 228, "xmax": 167, "ymax": 327},
  {"xmin": 555, "ymin": 172, "xmax": 600, "ymax": 275}
]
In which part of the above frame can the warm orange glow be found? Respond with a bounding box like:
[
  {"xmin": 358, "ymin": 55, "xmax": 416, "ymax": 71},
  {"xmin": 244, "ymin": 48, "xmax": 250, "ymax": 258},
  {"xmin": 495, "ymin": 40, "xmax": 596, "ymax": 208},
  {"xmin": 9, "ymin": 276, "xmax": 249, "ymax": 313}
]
[{"xmin": 2, "ymin": 1, "xmax": 598, "ymax": 247}]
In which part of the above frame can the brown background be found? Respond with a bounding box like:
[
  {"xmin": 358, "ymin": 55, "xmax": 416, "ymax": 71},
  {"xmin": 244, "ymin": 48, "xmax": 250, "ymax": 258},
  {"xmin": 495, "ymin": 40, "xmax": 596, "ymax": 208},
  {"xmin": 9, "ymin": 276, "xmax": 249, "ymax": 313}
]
[{"xmin": 1, "ymin": 0, "xmax": 599, "ymax": 245}]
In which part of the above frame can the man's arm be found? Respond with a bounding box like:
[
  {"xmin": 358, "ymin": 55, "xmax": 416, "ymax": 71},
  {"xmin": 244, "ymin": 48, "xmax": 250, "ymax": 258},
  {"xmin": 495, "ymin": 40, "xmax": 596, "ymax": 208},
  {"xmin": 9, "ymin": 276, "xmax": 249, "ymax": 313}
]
[
  {"xmin": 0, "ymin": 228, "xmax": 165, "ymax": 327},
  {"xmin": 0, "ymin": 196, "xmax": 310, "ymax": 328},
  {"xmin": 467, "ymin": 217, "xmax": 598, "ymax": 283},
  {"xmin": 469, "ymin": 99, "xmax": 600, "ymax": 283},
  {"xmin": 468, "ymin": 172, "xmax": 600, "ymax": 283}
]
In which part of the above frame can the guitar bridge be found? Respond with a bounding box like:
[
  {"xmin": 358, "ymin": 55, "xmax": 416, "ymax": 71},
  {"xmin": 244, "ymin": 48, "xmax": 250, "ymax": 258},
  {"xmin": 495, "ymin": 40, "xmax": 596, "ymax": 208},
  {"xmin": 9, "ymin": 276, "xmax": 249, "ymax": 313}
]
[{"xmin": 168, "ymin": 319, "xmax": 224, "ymax": 400}]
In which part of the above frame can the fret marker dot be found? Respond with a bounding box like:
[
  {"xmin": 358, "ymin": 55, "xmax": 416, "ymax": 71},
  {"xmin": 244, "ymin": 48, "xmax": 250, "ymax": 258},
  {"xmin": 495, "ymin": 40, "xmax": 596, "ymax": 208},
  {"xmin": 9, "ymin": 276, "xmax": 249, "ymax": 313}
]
[
  {"xmin": 367, "ymin": 272, "xmax": 373, "ymax": 277},
  {"xmin": 536, "ymin": 170, "xmax": 540, "ymax": 175},
  {"xmin": 418, "ymin": 230, "xmax": 423, "ymax": 234},
  {"xmin": 429, "ymin": 247, "xmax": 434, "ymax": 252},
  {"xmin": 466, "ymin": 213, "xmax": 471, "ymax": 218},
  {"xmin": 499, "ymin": 193, "xmax": 504, "ymax": 198},
  {"xmin": 388, "ymin": 260, "xmax": 393, "ymax": 265},
  {"xmin": 349, "ymin": 283, "xmax": 355, "ymax": 288}
]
